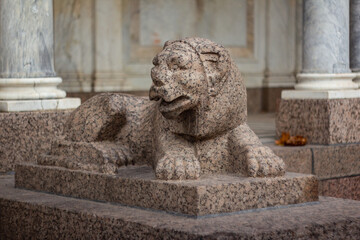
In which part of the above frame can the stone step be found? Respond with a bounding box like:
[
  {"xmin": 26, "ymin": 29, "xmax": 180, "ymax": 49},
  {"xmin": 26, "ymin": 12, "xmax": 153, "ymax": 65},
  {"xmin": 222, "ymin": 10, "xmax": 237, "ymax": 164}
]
[{"xmin": 1, "ymin": 175, "xmax": 360, "ymax": 239}]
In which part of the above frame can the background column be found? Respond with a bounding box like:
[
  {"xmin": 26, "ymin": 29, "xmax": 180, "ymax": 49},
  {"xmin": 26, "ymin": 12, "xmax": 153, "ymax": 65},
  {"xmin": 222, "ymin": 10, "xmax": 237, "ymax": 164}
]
[
  {"xmin": 295, "ymin": 0, "xmax": 357, "ymax": 90},
  {"xmin": 276, "ymin": 0, "xmax": 360, "ymax": 145},
  {"xmin": 350, "ymin": 0, "xmax": 360, "ymax": 87},
  {"xmin": 0, "ymin": 0, "xmax": 80, "ymax": 111}
]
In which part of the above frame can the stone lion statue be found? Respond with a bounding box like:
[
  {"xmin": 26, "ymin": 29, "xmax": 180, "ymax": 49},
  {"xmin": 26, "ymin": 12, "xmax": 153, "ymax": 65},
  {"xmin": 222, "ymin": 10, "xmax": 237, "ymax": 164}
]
[{"xmin": 39, "ymin": 37, "xmax": 285, "ymax": 180}]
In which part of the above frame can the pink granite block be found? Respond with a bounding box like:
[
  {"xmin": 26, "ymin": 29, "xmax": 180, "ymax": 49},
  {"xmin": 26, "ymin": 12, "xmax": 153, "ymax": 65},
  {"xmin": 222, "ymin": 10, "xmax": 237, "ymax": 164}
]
[
  {"xmin": 276, "ymin": 98, "xmax": 360, "ymax": 144},
  {"xmin": 0, "ymin": 110, "xmax": 72, "ymax": 172},
  {"xmin": 15, "ymin": 164, "xmax": 318, "ymax": 216},
  {"xmin": 312, "ymin": 144, "xmax": 360, "ymax": 179},
  {"xmin": 320, "ymin": 176, "xmax": 360, "ymax": 201},
  {"xmin": 267, "ymin": 143, "xmax": 313, "ymax": 174}
]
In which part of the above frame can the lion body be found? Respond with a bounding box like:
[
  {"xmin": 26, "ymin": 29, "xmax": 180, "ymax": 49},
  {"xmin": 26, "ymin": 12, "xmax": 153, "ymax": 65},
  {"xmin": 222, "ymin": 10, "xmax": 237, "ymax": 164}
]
[{"xmin": 39, "ymin": 37, "xmax": 285, "ymax": 179}]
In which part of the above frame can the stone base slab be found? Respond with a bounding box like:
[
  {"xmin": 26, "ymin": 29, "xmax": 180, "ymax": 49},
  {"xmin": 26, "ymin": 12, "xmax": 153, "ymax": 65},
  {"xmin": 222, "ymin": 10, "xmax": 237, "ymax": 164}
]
[
  {"xmin": 2, "ymin": 175, "xmax": 360, "ymax": 239},
  {"xmin": 0, "ymin": 110, "xmax": 73, "ymax": 172},
  {"xmin": 276, "ymin": 98, "xmax": 360, "ymax": 144},
  {"xmin": 0, "ymin": 98, "xmax": 81, "ymax": 112},
  {"xmin": 15, "ymin": 164, "xmax": 318, "ymax": 216}
]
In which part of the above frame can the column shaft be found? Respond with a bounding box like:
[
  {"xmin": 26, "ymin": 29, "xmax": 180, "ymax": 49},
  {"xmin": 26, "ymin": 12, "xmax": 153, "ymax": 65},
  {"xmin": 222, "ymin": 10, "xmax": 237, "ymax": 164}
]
[
  {"xmin": 350, "ymin": 0, "xmax": 360, "ymax": 86},
  {"xmin": 0, "ymin": 0, "xmax": 81, "ymax": 111},
  {"xmin": 0, "ymin": 0, "xmax": 55, "ymax": 78},
  {"xmin": 0, "ymin": 0, "xmax": 66, "ymax": 101},
  {"xmin": 278, "ymin": 0, "xmax": 360, "ymax": 144},
  {"xmin": 296, "ymin": 0, "xmax": 357, "ymax": 90}
]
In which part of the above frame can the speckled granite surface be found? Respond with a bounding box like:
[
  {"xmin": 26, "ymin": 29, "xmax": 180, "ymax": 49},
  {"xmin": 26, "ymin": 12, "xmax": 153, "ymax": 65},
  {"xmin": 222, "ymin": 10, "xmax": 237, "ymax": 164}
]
[
  {"xmin": 276, "ymin": 98, "xmax": 360, "ymax": 144},
  {"xmin": 312, "ymin": 144, "xmax": 360, "ymax": 179},
  {"xmin": 320, "ymin": 176, "xmax": 360, "ymax": 201},
  {"xmin": 266, "ymin": 142, "xmax": 360, "ymax": 180},
  {"xmin": 2, "ymin": 175, "xmax": 360, "ymax": 239},
  {"xmin": 270, "ymin": 144, "xmax": 313, "ymax": 174},
  {"xmin": 15, "ymin": 164, "xmax": 318, "ymax": 216},
  {"xmin": 0, "ymin": 110, "xmax": 72, "ymax": 173}
]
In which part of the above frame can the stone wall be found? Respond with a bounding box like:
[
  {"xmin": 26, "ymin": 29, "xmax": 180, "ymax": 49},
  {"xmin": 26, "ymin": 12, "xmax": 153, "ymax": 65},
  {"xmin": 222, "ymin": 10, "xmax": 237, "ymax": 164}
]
[{"xmin": 54, "ymin": 0, "xmax": 300, "ymax": 105}]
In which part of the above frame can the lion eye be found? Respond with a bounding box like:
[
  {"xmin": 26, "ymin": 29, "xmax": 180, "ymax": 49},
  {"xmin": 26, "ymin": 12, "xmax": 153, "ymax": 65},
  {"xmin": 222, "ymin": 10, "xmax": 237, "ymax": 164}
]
[
  {"xmin": 168, "ymin": 56, "xmax": 191, "ymax": 71},
  {"xmin": 170, "ymin": 64, "xmax": 179, "ymax": 71}
]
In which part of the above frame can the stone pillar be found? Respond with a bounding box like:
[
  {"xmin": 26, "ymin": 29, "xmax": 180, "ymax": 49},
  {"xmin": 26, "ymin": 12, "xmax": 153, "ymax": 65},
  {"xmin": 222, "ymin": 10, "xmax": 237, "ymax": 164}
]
[
  {"xmin": 295, "ymin": 0, "xmax": 357, "ymax": 90},
  {"xmin": 276, "ymin": 0, "xmax": 360, "ymax": 145},
  {"xmin": 0, "ymin": 0, "xmax": 80, "ymax": 111},
  {"xmin": 350, "ymin": 0, "xmax": 360, "ymax": 87}
]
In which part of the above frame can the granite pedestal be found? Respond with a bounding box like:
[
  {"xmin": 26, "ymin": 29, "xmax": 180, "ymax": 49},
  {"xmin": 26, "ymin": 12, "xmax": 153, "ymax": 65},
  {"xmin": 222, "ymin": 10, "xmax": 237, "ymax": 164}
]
[
  {"xmin": 15, "ymin": 164, "xmax": 318, "ymax": 216},
  {"xmin": 0, "ymin": 110, "xmax": 74, "ymax": 173},
  {"xmin": 276, "ymin": 97, "xmax": 360, "ymax": 144}
]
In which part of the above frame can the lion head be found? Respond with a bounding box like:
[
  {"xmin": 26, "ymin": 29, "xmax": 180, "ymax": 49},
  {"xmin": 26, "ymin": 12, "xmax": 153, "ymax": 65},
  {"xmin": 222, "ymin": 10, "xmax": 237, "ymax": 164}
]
[
  {"xmin": 149, "ymin": 37, "xmax": 247, "ymax": 139},
  {"xmin": 149, "ymin": 40, "xmax": 207, "ymax": 119}
]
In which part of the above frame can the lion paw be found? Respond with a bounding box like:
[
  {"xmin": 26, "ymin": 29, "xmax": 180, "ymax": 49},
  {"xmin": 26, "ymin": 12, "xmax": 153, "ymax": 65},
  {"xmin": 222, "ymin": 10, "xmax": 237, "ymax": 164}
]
[
  {"xmin": 155, "ymin": 153, "xmax": 201, "ymax": 180},
  {"xmin": 244, "ymin": 145, "xmax": 285, "ymax": 177}
]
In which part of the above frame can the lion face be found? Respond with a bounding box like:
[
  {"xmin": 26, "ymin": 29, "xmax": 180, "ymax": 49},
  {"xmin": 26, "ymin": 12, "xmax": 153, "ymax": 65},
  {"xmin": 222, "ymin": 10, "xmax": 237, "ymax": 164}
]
[{"xmin": 149, "ymin": 42, "xmax": 207, "ymax": 119}]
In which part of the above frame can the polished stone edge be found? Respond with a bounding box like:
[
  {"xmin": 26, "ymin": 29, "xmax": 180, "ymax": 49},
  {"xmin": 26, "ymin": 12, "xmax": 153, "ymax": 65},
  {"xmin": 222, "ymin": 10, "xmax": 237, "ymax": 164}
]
[
  {"xmin": 1, "ymin": 175, "xmax": 360, "ymax": 239},
  {"xmin": 0, "ymin": 98, "xmax": 81, "ymax": 112},
  {"xmin": 282, "ymin": 89, "xmax": 360, "ymax": 99},
  {"xmin": 15, "ymin": 164, "xmax": 319, "ymax": 216}
]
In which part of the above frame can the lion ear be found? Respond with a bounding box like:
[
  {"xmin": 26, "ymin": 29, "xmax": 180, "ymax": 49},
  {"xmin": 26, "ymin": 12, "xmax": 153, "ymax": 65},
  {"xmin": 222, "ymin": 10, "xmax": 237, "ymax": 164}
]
[
  {"xmin": 199, "ymin": 45, "xmax": 230, "ymax": 96},
  {"xmin": 163, "ymin": 40, "xmax": 176, "ymax": 49}
]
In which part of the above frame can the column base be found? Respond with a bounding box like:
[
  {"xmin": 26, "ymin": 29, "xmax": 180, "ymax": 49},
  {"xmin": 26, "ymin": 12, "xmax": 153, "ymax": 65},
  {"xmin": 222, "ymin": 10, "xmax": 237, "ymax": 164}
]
[
  {"xmin": 276, "ymin": 90, "xmax": 360, "ymax": 144},
  {"xmin": 295, "ymin": 73, "xmax": 358, "ymax": 90},
  {"xmin": 354, "ymin": 73, "xmax": 360, "ymax": 87},
  {"xmin": 0, "ymin": 98, "xmax": 81, "ymax": 112},
  {"xmin": 0, "ymin": 77, "xmax": 66, "ymax": 100},
  {"xmin": 281, "ymin": 89, "xmax": 360, "ymax": 99}
]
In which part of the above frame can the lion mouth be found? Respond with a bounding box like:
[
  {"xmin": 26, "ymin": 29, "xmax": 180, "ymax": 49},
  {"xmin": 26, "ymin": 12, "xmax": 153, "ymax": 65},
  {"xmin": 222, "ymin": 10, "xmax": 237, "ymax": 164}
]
[{"xmin": 159, "ymin": 96, "xmax": 193, "ymax": 118}]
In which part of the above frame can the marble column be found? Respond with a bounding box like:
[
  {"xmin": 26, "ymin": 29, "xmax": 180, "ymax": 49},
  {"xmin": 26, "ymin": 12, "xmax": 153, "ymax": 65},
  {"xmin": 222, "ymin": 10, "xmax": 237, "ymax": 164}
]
[
  {"xmin": 295, "ymin": 0, "xmax": 358, "ymax": 91},
  {"xmin": 0, "ymin": 0, "xmax": 80, "ymax": 111},
  {"xmin": 277, "ymin": 0, "xmax": 360, "ymax": 145},
  {"xmin": 350, "ymin": 0, "xmax": 360, "ymax": 87}
]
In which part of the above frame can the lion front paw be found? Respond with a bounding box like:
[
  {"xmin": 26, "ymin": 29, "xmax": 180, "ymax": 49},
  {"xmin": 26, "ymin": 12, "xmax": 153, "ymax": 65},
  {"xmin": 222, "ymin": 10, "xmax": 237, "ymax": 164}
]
[
  {"xmin": 155, "ymin": 153, "xmax": 201, "ymax": 180},
  {"xmin": 244, "ymin": 145, "xmax": 285, "ymax": 177}
]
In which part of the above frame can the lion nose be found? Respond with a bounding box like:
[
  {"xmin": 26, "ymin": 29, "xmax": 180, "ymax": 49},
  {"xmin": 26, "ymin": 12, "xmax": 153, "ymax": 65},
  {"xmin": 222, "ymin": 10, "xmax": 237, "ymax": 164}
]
[
  {"xmin": 151, "ymin": 67, "xmax": 173, "ymax": 87},
  {"xmin": 149, "ymin": 85, "xmax": 161, "ymax": 101}
]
